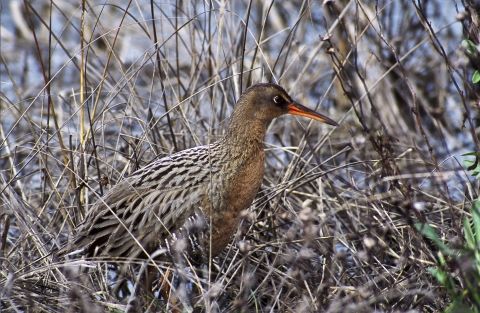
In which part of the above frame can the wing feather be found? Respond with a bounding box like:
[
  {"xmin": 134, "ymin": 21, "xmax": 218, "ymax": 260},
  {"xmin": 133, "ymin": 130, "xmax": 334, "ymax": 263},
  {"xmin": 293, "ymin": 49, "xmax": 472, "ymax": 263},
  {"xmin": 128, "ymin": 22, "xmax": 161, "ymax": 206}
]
[{"xmin": 67, "ymin": 143, "xmax": 222, "ymax": 259}]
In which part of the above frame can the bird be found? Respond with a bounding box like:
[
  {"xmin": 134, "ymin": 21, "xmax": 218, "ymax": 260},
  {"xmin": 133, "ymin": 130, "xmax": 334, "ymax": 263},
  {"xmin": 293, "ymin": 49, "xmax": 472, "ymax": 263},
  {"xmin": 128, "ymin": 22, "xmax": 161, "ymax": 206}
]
[{"xmin": 59, "ymin": 83, "xmax": 338, "ymax": 297}]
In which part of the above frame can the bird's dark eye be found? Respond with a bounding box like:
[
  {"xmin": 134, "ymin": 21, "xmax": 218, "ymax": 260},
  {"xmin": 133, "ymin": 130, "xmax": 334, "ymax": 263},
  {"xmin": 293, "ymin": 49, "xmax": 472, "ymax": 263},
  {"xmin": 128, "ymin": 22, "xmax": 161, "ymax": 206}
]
[{"xmin": 273, "ymin": 96, "xmax": 282, "ymax": 104}]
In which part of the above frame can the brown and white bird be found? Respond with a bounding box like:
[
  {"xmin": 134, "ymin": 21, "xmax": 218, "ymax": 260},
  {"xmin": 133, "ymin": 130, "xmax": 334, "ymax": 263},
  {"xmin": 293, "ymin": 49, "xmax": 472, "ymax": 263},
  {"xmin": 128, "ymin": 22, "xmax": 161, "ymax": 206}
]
[{"xmin": 61, "ymin": 83, "xmax": 337, "ymax": 283}]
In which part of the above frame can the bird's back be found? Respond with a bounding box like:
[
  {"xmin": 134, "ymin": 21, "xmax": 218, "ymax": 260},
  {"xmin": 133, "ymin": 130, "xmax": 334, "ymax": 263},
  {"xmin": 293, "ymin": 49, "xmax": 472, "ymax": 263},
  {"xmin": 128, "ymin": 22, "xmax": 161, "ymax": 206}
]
[{"xmin": 68, "ymin": 142, "xmax": 226, "ymax": 261}]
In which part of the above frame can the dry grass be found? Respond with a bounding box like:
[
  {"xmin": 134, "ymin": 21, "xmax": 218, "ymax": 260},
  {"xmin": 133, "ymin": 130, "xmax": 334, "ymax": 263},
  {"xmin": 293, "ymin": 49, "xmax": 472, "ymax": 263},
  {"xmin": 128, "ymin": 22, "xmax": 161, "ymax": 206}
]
[{"xmin": 1, "ymin": 0, "xmax": 479, "ymax": 312}]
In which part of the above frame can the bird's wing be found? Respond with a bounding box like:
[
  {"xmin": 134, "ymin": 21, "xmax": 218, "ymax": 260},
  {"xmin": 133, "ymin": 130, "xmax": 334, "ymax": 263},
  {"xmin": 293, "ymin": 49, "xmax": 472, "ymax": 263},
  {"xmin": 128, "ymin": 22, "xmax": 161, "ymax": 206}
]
[{"xmin": 69, "ymin": 144, "xmax": 222, "ymax": 259}]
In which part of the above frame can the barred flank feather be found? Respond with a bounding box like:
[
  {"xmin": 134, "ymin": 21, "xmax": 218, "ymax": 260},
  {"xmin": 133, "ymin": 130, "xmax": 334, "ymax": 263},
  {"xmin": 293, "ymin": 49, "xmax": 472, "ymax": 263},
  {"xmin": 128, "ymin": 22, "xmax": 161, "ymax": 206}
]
[{"xmin": 68, "ymin": 143, "xmax": 224, "ymax": 262}]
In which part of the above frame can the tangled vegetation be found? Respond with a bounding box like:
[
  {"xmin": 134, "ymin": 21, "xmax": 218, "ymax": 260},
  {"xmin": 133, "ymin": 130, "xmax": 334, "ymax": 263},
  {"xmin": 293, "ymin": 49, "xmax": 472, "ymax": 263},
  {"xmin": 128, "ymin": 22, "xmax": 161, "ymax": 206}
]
[{"xmin": 1, "ymin": 0, "xmax": 480, "ymax": 312}]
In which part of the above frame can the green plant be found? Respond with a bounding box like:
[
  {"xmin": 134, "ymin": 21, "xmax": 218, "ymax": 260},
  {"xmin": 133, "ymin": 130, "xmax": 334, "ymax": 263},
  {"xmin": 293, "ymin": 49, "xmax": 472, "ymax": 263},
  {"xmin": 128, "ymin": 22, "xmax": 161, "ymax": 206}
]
[
  {"xmin": 463, "ymin": 151, "xmax": 480, "ymax": 179},
  {"xmin": 462, "ymin": 40, "xmax": 480, "ymax": 83},
  {"xmin": 415, "ymin": 199, "xmax": 480, "ymax": 313}
]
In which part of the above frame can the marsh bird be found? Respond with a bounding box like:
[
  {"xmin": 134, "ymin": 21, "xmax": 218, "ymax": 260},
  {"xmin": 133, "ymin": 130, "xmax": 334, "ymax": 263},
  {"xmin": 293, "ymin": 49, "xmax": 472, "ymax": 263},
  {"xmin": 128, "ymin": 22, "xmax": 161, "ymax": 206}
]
[{"xmin": 60, "ymin": 83, "xmax": 338, "ymax": 295}]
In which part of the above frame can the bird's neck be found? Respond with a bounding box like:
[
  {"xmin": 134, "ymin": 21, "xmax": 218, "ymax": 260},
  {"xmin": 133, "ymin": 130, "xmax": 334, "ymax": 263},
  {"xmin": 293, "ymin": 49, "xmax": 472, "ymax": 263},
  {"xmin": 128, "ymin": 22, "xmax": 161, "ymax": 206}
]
[{"xmin": 222, "ymin": 117, "xmax": 267, "ymax": 156}]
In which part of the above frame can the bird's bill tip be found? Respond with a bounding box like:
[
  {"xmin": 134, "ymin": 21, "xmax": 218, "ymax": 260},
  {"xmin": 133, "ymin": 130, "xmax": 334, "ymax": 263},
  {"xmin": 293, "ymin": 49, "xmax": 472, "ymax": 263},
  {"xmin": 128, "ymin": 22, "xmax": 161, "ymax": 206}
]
[{"xmin": 288, "ymin": 102, "xmax": 339, "ymax": 126}]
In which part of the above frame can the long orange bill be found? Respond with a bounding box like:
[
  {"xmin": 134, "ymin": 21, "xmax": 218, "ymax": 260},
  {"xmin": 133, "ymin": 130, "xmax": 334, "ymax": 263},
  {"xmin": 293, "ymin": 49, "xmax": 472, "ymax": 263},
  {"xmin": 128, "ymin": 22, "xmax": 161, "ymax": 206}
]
[{"xmin": 288, "ymin": 101, "xmax": 339, "ymax": 126}]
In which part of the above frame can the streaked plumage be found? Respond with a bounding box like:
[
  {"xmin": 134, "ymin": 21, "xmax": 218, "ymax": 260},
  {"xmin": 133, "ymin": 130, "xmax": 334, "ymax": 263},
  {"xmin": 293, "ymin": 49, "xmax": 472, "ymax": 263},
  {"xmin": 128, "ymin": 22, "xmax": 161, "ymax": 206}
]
[{"xmin": 62, "ymin": 83, "xmax": 338, "ymax": 264}]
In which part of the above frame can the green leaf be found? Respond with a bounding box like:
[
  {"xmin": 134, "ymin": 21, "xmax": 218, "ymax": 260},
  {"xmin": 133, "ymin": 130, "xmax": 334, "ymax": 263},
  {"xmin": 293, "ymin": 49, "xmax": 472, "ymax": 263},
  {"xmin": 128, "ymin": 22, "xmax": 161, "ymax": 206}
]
[
  {"xmin": 473, "ymin": 71, "xmax": 480, "ymax": 84},
  {"xmin": 464, "ymin": 275, "xmax": 480, "ymax": 310},
  {"xmin": 429, "ymin": 266, "xmax": 446, "ymax": 284},
  {"xmin": 461, "ymin": 152, "xmax": 480, "ymax": 157},
  {"xmin": 463, "ymin": 40, "xmax": 478, "ymax": 55},
  {"xmin": 464, "ymin": 216, "xmax": 476, "ymax": 250},
  {"xmin": 438, "ymin": 250, "xmax": 447, "ymax": 266},
  {"xmin": 472, "ymin": 200, "xmax": 480, "ymax": 247},
  {"xmin": 445, "ymin": 300, "xmax": 475, "ymax": 313},
  {"xmin": 415, "ymin": 222, "xmax": 455, "ymax": 255},
  {"xmin": 462, "ymin": 152, "xmax": 480, "ymax": 177}
]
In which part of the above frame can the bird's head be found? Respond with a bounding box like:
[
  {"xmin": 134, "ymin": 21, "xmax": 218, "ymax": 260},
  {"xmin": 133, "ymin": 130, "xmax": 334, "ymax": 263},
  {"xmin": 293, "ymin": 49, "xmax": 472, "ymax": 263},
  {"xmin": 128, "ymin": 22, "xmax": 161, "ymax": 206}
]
[{"xmin": 234, "ymin": 83, "xmax": 339, "ymax": 127}]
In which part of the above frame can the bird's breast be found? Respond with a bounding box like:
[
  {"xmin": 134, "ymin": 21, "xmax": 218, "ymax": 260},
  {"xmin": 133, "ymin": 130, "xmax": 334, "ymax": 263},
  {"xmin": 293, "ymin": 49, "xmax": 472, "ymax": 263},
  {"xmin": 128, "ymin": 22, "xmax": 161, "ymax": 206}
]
[
  {"xmin": 225, "ymin": 153, "xmax": 265, "ymax": 212},
  {"xmin": 205, "ymin": 150, "xmax": 265, "ymax": 255}
]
